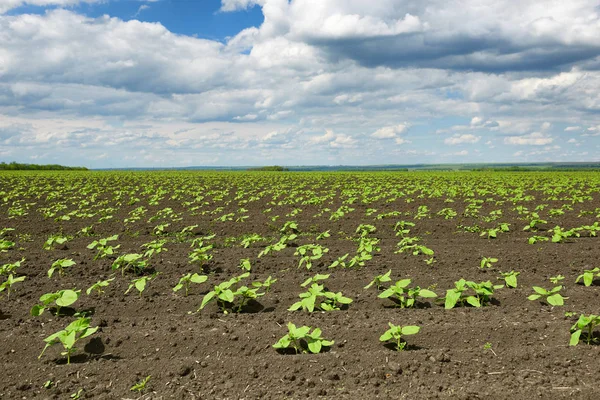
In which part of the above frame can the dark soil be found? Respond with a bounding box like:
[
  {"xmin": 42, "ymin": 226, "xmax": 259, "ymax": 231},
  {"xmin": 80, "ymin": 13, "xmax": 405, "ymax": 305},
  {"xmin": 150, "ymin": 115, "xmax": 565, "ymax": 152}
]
[{"xmin": 1, "ymin": 171, "xmax": 600, "ymax": 399}]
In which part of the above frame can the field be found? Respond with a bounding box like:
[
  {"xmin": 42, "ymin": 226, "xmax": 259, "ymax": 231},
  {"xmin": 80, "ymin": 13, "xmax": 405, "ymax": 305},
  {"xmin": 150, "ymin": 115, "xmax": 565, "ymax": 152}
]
[{"xmin": 1, "ymin": 170, "xmax": 600, "ymax": 399}]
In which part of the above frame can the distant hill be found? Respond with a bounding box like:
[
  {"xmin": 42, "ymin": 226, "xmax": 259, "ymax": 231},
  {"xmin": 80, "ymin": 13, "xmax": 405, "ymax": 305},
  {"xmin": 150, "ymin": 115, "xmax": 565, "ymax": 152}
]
[
  {"xmin": 95, "ymin": 162, "xmax": 600, "ymax": 171},
  {"xmin": 0, "ymin": 162, "xmax": 88, "ymax": 171}
]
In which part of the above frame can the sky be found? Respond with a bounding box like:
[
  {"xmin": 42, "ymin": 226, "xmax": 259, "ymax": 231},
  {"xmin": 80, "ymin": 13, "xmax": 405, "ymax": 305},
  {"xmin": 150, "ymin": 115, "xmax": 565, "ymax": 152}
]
[{"xmin": 1, "ymin": 0, "xmax": 600, "ymax": 168}]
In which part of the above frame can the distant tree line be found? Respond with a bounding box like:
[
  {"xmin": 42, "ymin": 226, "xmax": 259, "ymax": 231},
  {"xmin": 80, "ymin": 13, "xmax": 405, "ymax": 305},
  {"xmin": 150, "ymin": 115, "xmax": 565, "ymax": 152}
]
[
  {"xmin": 0, "ymin": 161, "xmax": 88, "ymax": 171},
  {"xmin": 247, "ymin": 166, "xmax": 289, "ymax": 171}
]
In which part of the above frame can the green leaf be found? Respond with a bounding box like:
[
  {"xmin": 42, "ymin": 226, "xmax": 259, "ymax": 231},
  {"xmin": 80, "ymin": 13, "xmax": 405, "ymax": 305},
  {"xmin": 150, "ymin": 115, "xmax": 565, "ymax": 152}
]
[
  {"xmin": 466, "ymin": 296, "xmax": 481, "ymax": 308},
  {"xmin": 56, "ymin": 290, "xmax": 79, "ymax": 307},
  {"xmin": 199, "ymin": 291, "xmax": 216, "ymax": 309},
  {"xmin": 418, "ymin": 289, "xmax": 437, "ymax": 298},
  {"xmin": 307, "ymin": 340, "xmax": 322, "ymax": 354},
  {"xmin": 379, "ymin": 330, "xmax": 393, "ymax": 342},
  {"xmin": 444, "ymin": 289, "xmax": 461, "ymax": 309},
  {"xmin": 532, "ymin": 286, "xmax": 548, "ymax": 295},
  {"xmin": 569, "ymin": 329, "xmax": 582, "ymax": 346},
  {"xmin": 547, "ymin": 293, "xmax": 564, "ymax": 306},
  {"xmin": 527, "ymin": 294, "xmax": 541, "ymax": 301},
  {"xmin": 31, "ymin": 304, "xmax": 45, "ymax": 316},
  {"xmin": 401, "ymin": 326, "xmax": 420, "ymax": 335}
]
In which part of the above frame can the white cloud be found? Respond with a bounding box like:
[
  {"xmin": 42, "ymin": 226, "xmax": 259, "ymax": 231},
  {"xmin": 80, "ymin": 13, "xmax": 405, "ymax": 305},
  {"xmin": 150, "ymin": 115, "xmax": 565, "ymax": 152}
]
[
  {"xmin": 444, "ymin": 134, "xmax": 481, "ymax": 145},
  {"xmin": 504, "ymin": 132, "xmax": 554, "ymax": 145},
  {"xmin": 371, "ymin": 124, "xmax": 408, "ymax": 139},
  {"xmin": 0, "ymin": 0, "xmax": 101, "ymax": 14}
]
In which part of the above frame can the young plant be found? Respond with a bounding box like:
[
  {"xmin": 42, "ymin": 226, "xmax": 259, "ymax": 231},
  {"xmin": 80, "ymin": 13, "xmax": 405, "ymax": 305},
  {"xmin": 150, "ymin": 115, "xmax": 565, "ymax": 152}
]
[
  {"xmin": 480, "ymin": 257, "xmax": 498, "ymax": 269},
  {"xmin": 444, "ymin": 279, "xmax": 502, "ymax": 309},
  {"xmin": 188, "ymin": 241, "xmax": 214, "ymax": 270},
  {"xmin": 0, "ymin": 239, "xmax": 15, "ymax": 253},
  {"xmin": 570, "ymin": 314, "xmax": 600, "ymax": 346},
  {"xmin": 173, "ymin": 273, "xmax": 207, "ymax": 296},
  {"xmin": 378, "ymin": 279, "xmax": 437, "ymax": 308},
  {"xmin": 125, "ymin": 273, "xmax": 159, "ymax": 297},
  {"xmin": 38, "ymin": 317, "xmax": 98, "ymax": 364},
  {"xmin": 528, "ymin": 285, "xmax": 566, "ymax": 306},
  {"xmin": 86, "ymin": 277, "xmax": 115, "ymax": 296},
  {"xmin": 301, "ymin": 273, "xmax": 329, "ymax": 287},
  {"xmin": 31, "ymin": 289, "xmax": 80, "ymax": 316},
  {"xmin": 273, "ymin": 322, "xmax": 334, "ymax": 354},
  {"xmin": 251, "ymin": 276, "xmax": 277, "ymax": 293},
  {"xmin": 141, "ymin": 239, "xmax": 168, "ymax": 259},
  {"xmin": 43, "ymin": 234, "xmax": 69, "ymax": 250},
  {"xmin": 87, "ymin": 235, "xmax": 120, "ymax": 260},
  {"xmin": 498, "ymin": 271, "xmax": 520, "ymax": 288},
  {"xmin": 379, "ymin": 323, "xmax": 420, "ymax": 351},
  {"xmin": 294, "ymin": 244, "xmax": 329, "ymax": 270},
  {"xmin": 0, "ymin": 274, "xmax": 26, "ymax": 299},
  {"xmin": 131, "ymin": 376, "xmax": 151, "ymax": 393},
  {"xmin": 576, "ymin": 267, "xmax": 600, "ymax": 287},
  {"xmin": 48, "ymin": 258, "xmax": 76, "ymax": 278},
  {"xmin": 112, "ymin": 253, "xmax": 148, "ymax": 275},
  {"xmin": 239, "ymin": 258, "xmax": 252, "ymax": 272},
  {"xmin": 364, "ymin": 269, "xmax": 392, "ymax": 290},
  {"xmin": 0, "ymin": 257, "xmax": 25, "ymax": 275}
]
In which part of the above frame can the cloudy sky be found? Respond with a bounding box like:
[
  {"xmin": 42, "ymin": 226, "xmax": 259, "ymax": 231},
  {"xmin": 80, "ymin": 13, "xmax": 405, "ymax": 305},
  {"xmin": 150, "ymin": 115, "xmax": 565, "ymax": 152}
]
[{"xmin": 1, "ymin": 0, "xmax": 600, "ymax": 167}]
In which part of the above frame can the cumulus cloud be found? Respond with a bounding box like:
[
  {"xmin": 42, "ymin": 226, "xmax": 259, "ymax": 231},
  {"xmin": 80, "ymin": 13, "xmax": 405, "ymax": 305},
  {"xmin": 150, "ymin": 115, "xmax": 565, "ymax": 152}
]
[
  {"xmin": 0, "ymin": 0, "xmax": 101, "ymax": 14},
  {"xmin": 504, "ymin": 132, "xmax": 554, "ymax": 145},
  {"xmin": 444, "ymin": 134, "xmax": 481, "ymax": 145},
  {"xmin": 371, "ymin": 124, "xmax": 408, "ymax": 139}
]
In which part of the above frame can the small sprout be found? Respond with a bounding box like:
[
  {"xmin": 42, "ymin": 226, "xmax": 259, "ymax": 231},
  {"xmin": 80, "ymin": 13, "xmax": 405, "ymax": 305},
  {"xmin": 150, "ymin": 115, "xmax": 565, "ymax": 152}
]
[
  {"xmin": 70, "ymin": 389, "xmax": 83, "ymax": 399},
  {"xmin": 39, "ymin": 317, "xmax": 98, "ymax": 364},
  {"xmin": 378, "ymin": 279, "xmax": 437, "ymax": 308},
  {"xmin": 480, "ymin": 257, "xmax": 498, "ymax": 269},
  {"xmin": 43, "ymin": 380, "xmax": 53, "ymax": 389},
  {"xmin": 48, "ymin": 258, "xmax": 76, "ymax": 278},
  {"xmin": 570, "ymin": 314, "xmax": 600, "ymax": 346},
  {"xmin": 576, "ymin": 267, "xmax": 600, "ymax": 287},
  {"xmin": 130, "ymin": 376, "xmax": 151, "ymax": 393},
  {"xmin": 273, "ymin": 322, "xmax": 334, "ymax": 354},
  {"xmin": 379, "ymin": 323, "xmax": 420, "ymax": 351},
  {"xmin": 0, "ymin": 274, "xmax": 26, "ymax": 299},
  {"xmin": 125, "ymin": 273, "xmax": 159, "ymax": 297},
  {"xmin": 86, "ymin": 277, "xmax": 115, "ymax": 296},
  {"xmin": 173, "ymin": 273, "xmax": 207, "ymax": 296},
  {"xmin": 364, "ymin": 269, "xmax": 392, "ymax": 290},
  {"xmin": 301, "ymin": 273, "xmax": 329, "ymax": 287},
  {"xmin": 483, "ymin": 342, "xmax": 497, "ymax": 356},
  {"xmin": 549, "ymin": 274, "xmax": 565, "ymax": 284},
  {"xmin": 239, "ymin": 258, "xmax": 251, "ymax": 272},
  {"xmin": 528, "ymin": 286, "xmax": 566, "ymax": 306},
  {"xmin": 252, "ymin": 276, "xmax": 277, "ymax": 293},
  {"xmin": 31, "ymin": 289, "xmax": 80, "ymax": 316},
  {"xmin": 498, "ymin": 270, "xmax": 520, "ymax": 288}
]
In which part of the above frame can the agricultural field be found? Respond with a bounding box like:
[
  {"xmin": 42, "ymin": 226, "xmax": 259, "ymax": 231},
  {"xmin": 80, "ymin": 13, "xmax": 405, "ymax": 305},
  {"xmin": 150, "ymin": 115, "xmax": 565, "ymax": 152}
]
[{"xmin": 2, "ymin": 170, "xmax": 600, "ymax": 399}]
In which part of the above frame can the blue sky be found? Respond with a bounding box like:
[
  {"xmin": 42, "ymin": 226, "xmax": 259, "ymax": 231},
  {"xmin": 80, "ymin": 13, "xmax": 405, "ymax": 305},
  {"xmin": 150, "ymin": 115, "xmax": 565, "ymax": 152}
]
[{"xmin": 1, "ymin": 0, "xmax": 599, "ymax": 167}]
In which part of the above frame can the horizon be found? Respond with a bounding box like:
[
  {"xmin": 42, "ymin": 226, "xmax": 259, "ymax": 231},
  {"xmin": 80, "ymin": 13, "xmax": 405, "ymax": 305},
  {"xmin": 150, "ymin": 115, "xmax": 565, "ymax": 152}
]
[{"xmin": 1, "ymin": 1, "xmax": 600, "ymax": 168}]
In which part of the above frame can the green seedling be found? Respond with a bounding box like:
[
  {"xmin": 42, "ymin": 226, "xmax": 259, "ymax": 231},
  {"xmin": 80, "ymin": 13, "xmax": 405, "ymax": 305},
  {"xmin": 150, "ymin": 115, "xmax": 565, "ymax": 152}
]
[
  {"xmin": 199, "ymin": 272, "xmax": 251, "ymax": 313},
  {"xmin": 273, "ymin": 322, "xmax": 334, "ymax": 354},
  {"xmin": 240, "ymin": 233, "xmax": 266, "ymax": 248},
  {"xmin": 141, "ymin": 239, "xmax": 168, "ymax": 259},
  {"xmin": 327, "ymin": 253, "xmax": 349, "ymax": 269},
  {"xmin": 31, "ymin": 289, "xmax": 80, "ymax": 316},
  {"xmin": 364, "ymin": 269, "xmax": 392, "ymax": 290},
  {"xmin": 87, "ymin": 235, "xmax": 119, "ymax": 260},
  {"xmin": 43, "ymin": 234, "xmax": 69, "ymax": 250},
  {"xmin": 480, "ymin": 257, "xmax": 498, "ymax": 269},
  {"xmin": 378, "ymin": 279, "xmax": 437, "ymax": 308},
  {"xmin": 251, "ymin": 276, "xmax": 277, "ymax": 293},
  {"xmin": 301, "ymin": 273, "xmax": 329, "ymax": 287},
  {"xmin": 379, "ymin": 323, "xmax": 420, "ymax": 351},
  {"xmin": 239, "ymin": 258, "xmax": 251, "ymax": 272},
  {"xmin": 576, "ymin": 267, "xmax": 600, "ymax": 287},
  {"xmin": 570, "ymin": 314, "xmax": 600, "ymax": 346},
  {"xmin": 316, "ymin": 230, "xmax": 331, "ymax": 240},
  {"xmin": 188, "ymin": 241, "xmax": 213, "ymax": 269},
  {"xmin": 528, "ymin": 235, "xmax": 549, "ymax": 245},
  {"xmin": 39, "ymin": 317, "xmax": 98, "ymax": 364},
  {"xmin": 294, "ymin": 244, "xmax": 329, "ymax": 270},
  {"xmin": 233, "ymin": 285, "xmax": 264, "ymax": 312},
  {"xmin": 0, "ymin": 274, "xmax": 26, "ymax": 298},
  {"xmin": 130, "ymin": 376, "xmax": 151, "ymax": 393},
  {"xmin": 444, "ymin": 279, "xmax": 503, "ymax": 309},
  {"xmin": 320, "ymin": 291, "xmax": 353, "ymax": 311},
  {"xmin": 48, "ymin": 258, "xmax": 76, "ymax": 278},
  {"xmin": 483, "ymin": 342, "xmax": 497, "ymax": 356},
  {"xmin": 528, "ymin": 285, "xmax": 566, "ymax": 306},
  {"xmin": 173, "ymin": 273, "xmax": 207, "ymax": 296},
  {"xmin": 125, "ymin": 273, "xmax": 159, "ymax": 297},
  {"xmin": 86, "ymin": 277, "xmax": 115, "ymax": 296},
  {"xmin": 550, "ymin": 274, "xmax": 565, "ymax": 284},
  {"xmin": 0, "ymin": 257, "xmax": 25, "ymax": 275},
  {"xmin": 70, "ymin": 389, "xmax": 83, "ymax": 399},
  {"xmin": 498, "ymin": 271, "xmax": 520, "ymax": 288},
  {"xmin": 112, "ymin": 253, "xmax": 147, "ymax": 275},
  {"xmin": 288, "ymin": 283, "xmax": 326, "ymax": 312}
]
